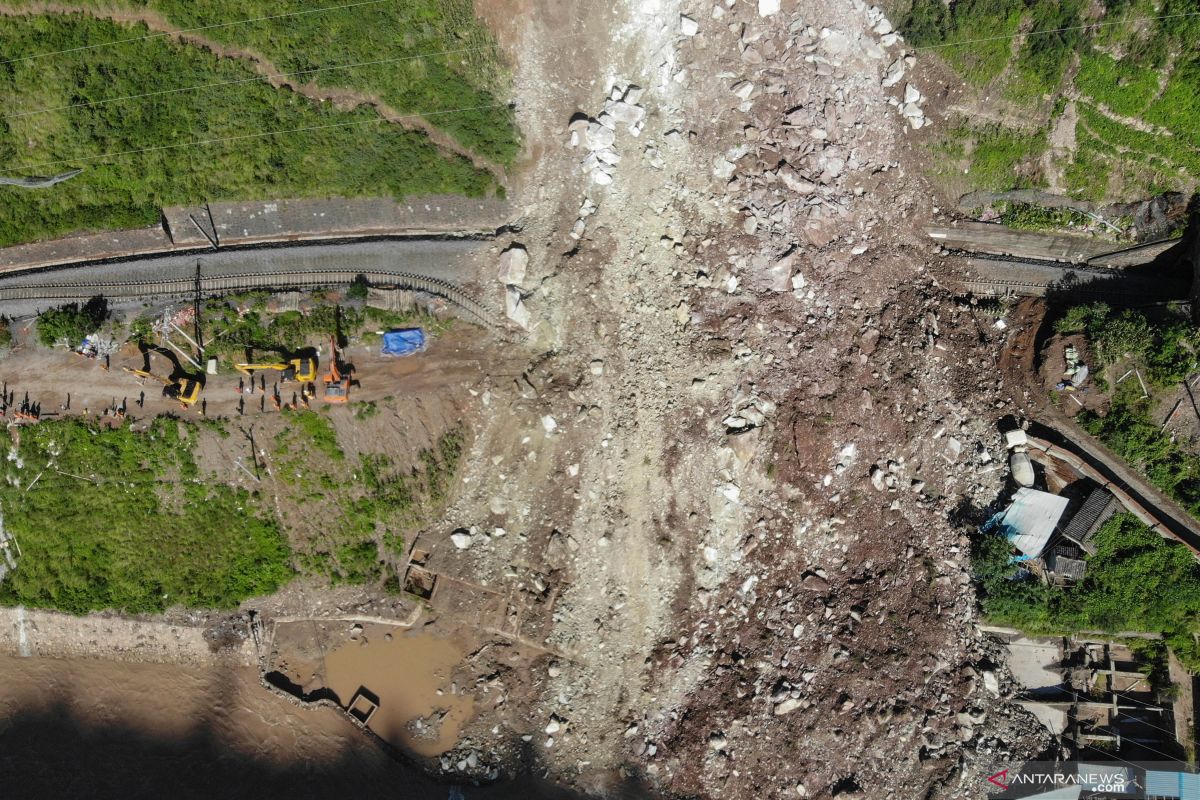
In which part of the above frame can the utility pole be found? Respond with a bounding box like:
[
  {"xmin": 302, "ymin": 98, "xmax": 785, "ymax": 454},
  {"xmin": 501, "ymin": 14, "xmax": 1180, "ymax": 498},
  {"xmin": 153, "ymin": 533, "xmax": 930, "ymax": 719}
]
[{"xmin": 193, "ymin": 260, "xmax": 204, "ymax": 357}]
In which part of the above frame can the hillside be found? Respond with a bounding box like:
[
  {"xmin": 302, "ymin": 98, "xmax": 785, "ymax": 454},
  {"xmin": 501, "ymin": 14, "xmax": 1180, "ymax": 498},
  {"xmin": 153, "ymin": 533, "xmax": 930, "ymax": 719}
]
[
  {"xmin": 0, "ymin": 1, "xmax": 515, "ymax": 245},
  {"xmin": 898, "ymin": 0, "xmax": 1200, "ymax": 202}
]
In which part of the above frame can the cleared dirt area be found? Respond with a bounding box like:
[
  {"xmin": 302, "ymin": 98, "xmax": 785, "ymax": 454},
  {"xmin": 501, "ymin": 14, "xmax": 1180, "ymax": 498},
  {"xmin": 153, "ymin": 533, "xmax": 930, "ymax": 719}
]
[{"xmin": 0, "ymin": 314, "xmax": 512, "ymax": 422}]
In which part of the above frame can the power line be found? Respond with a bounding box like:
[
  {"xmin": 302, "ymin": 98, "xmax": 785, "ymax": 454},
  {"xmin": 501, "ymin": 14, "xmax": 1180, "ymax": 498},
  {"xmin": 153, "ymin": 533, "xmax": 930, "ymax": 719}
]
[
  {"xmin": 1070, "ymin": 690, "xmax": 1190, "ymax": 772},
  {"xmin": 914, "ymin": 10, "xmax": 1200, "ymax": 51},
  {"xmin": 1, "ymin": 43, "xmax": 502, "ymax": 121},
  {"xmin": 1109, "ymin": 687, "xmax": 1200, "ymax": 752},
  {"xmin": 6, "ymin": 102, "xmax": 508, "ymax": 172},
  {"xmin": 0, "ymin": 0, "xmax": 391, "ymax": 68}
]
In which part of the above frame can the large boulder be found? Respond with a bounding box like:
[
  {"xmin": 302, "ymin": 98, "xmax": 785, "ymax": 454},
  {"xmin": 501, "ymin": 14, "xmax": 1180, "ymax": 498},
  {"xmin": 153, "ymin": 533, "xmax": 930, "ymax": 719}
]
[{"xmin": 498, "ymin": 244, "xmax": 529, "ymax": 288}]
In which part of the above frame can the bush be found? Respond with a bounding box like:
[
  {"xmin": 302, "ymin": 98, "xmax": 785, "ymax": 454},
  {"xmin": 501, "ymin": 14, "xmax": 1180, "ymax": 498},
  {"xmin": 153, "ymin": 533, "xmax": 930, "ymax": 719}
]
[
  {"xmin": 900, "ymin": 0, "xmax": 948, "ymax": 46},
  {"xmin": 1080, "ymin": 386, "xmax": 1200, "ymax": 517},
  {"xmin": 962, "ymin": 123, "xmax": 1048, "ymax": 191},
  {"xmin": 972, "ymin": 513, "xmax": 1200, "ymax": 668},
  {"xmin": 36, "ymin": 297, "xmax": 108, "ymax": 348},
  {"xmin": 999, "ymin": 202, "xmax": 1093, "ymax": 232},
  {"xmin": 1008, "ymin": 0, "xmax": 1085, "ymax": 100},
  {"xmin": 346, "ymin": 274, "xmax": 370, "ymax": 301},
  {"xmin": 1054, "ymin": 302, "xmax": 1199, "ymax": 384}
]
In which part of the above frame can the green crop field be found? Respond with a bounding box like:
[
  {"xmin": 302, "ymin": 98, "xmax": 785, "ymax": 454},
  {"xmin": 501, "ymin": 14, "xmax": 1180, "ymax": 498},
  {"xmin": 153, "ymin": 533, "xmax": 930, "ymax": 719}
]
[
  {"xmin": 899, "ymin": 0, "xmax": 1200, "ymax": 201},
  {"xmin": 0, "ymin": 1, "xmax": 514, "ymax": 246}
]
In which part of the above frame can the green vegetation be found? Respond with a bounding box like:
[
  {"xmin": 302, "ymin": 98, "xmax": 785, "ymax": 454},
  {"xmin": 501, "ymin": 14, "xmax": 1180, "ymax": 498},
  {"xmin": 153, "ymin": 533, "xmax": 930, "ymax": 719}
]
[
  {"xmin": 1055, "ymin": 302, "xmax": 1200, "ymax": 519},
  {"xmin": 1055, "ymin": 302, "xmax": 1199, "ymax": 387},
  {"xmin": 1075, "ymin": 49, "xmax": 1161, "ymax": 117},
  {"xmin": 973, "ymin": 513, "xmax": 1200, "ymax": 667},
  {"xmin": 900, "ymin": 0, "xmax": 1200, "ymax": 198},
  {"xmin": 998, "ymin": 201, "xmax": 1093, "ymax": 232},
  {"xmin": 36, "ymin": 297, "xmax": 108, "ymax": 347},
  {"xmin": 1063, "ymin": 127, "xmax": 1114, "ymax": 200},
  {"xmin": 274, "ymin": 423, "xmax": 465, "ymax": 585},
  {"xmin": 0, "ymin": 8, "xmax": 508, "ymax": 245},
  {"xmin": 203, "ymin": 294, "xmax": 447, "ymax": 360},
  {"xmin": 1080, "ymin": 385, "xmax": 1200, "ymax": 518},
  {"xmin": 280, "ymin": 409, "xmax": 344, "ymax": 461},
  {"xmin": 0, "ymin": 418, "xmax": 292, "ymax": 613},
  {"xmin": 1007, "ymin": 0, "xmax": 1084, "ymax": 102},
  {"xmin": 94, "ymin": 0, "xmax": 519, "ymax": 163},
  {"xmin": 903, "ymin": 0, "xmax": 1023, "ymax": 86},
  {"xmin": 346, "ymin": 275, "xmax": 371, "ymax": 301},
  {"xmin": 947, "ymin": 121, "xmax": 1048, "ymax": 191}
]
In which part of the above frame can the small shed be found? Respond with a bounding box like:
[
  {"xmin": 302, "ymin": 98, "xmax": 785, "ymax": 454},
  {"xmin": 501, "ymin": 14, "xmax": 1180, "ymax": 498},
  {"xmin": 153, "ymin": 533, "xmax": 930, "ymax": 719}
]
[
  {"xmin": 1046, "ymin": 545, "xmax": 1086, "ymax": 583},
  {"xmin": 1061, "ymin": 488, "xmax": 1120, "ymax": 554},
  {"xmin": 988, "ymin": 488, "xmax": 1070, "ymax": 559}
]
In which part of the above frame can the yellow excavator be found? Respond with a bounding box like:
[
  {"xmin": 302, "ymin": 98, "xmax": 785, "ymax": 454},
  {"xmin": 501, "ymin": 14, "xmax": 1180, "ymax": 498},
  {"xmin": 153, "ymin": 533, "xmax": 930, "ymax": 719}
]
[
  {"xmin": 322, "ymin": 335, "xmax": 351, "ymax": 404},
  {"xmin": 234, "ymin": 355, "xmax": 317, "ymax": 383},
  {"xmin": 123, "ymin": 367, "xmax": 203, "ymax": 407}
]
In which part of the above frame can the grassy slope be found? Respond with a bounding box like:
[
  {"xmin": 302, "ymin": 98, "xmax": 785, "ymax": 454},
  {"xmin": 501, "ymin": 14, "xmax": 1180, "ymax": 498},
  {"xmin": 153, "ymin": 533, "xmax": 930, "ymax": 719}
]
[
  {"xmin": 902, "ymin": 0, "xmax": 1200, "ymax": 200},
  {"xmin": 0, "ymin": 4, "xmax": 511, "ymax": 245},
  {"xmin": 131, "ymin": 0, "xmax": 519, "ymax": 164},
  {"xmin": 0, "ymin": 410, "xmax": 465, "ymax": 612},
  {"xmin": 0, "ymin": 417, "xmax": 291, "ymax": 613}
]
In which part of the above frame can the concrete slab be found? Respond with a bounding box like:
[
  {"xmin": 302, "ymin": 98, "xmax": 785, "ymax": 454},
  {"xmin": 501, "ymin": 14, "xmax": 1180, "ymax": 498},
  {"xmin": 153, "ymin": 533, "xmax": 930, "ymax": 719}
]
[{"xmin": 1005, "ymin": 635, "xmax": 1065, "ymax": 692}]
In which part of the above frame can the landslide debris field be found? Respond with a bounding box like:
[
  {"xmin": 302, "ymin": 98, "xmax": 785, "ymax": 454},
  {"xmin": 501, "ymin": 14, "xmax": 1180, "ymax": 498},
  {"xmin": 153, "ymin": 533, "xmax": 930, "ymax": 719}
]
[{"xmin": 7, "ymin": 0, "xmax": 1200, "ymax": 799}]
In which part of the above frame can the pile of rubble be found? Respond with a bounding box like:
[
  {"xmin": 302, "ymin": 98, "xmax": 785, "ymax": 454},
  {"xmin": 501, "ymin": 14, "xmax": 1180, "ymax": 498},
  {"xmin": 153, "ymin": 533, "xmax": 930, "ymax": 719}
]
[{"xmin": 566, "ymin": 83, "xmax": 646, "ymax": 187}]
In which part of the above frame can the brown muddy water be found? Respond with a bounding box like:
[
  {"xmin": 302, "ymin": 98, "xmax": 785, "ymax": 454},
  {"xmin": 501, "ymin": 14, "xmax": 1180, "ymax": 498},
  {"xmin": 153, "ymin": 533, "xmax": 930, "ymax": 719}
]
[
  {"xmin": 322, "ymin": 626, "xmax": 474, "ymax": 757},
  {"xmin": 0, "ymin": 654, "xmax": 602, "ymax": 799}
]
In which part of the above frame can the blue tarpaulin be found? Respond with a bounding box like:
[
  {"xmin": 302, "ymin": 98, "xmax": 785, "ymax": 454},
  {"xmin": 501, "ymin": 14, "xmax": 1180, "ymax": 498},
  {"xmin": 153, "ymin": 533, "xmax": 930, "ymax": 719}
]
[{"xmin": 380, "ymin": 328, "xmax": 426, "ymax": 357}]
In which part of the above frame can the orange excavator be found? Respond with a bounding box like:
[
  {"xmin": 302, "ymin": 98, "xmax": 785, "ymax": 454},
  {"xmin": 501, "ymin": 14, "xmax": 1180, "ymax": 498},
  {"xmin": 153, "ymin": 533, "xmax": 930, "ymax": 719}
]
[{"xmin": 322, "ymin": 334, "xmax": 351, "ymax": 404}]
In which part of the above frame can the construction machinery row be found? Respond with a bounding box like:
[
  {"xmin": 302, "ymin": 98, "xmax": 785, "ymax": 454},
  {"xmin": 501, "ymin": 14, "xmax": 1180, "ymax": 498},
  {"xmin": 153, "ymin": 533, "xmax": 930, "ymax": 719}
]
[{"xmin": 122, "ymin": 335, "xmax": 355, "ymax": 409}]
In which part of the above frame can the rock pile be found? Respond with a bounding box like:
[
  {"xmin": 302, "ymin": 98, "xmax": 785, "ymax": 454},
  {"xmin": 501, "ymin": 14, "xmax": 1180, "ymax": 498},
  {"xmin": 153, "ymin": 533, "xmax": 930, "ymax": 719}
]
[{"xmin": 566, "ymin": 83, "xmax": 646, "ymax": 187}]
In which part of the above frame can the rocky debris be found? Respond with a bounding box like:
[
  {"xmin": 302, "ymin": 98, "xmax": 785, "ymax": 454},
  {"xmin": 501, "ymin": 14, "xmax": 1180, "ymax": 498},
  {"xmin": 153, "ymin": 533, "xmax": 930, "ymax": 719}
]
[
  {"xmin": 434, "ymin": 0, "xmax": 1050, "ymax": 795},
  {"xmin": 890, "ymin": 81, "xmax": 929, "ymax": 129},
  {"xmin": 450, "ymin": 528, "xmax": 474, "ymax": 551},
  {"xmin": 567, "ymin": 83, "xmax": 646, "ymax": 188},
  {"xmin": 680, "ymin": 14, "xmax": 699, "ymax": 37},
  {"xmin": 722, "ymin": 390, "xmax": 775, "ymax": 433},
  {"xmin": 505, "ymin": 286, "xmax": 531, "ymax": 330}
]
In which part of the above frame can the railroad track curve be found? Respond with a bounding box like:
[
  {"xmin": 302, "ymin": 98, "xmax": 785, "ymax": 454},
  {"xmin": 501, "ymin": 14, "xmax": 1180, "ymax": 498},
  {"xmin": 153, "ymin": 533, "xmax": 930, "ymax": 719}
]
[{"xmin": 0, "ymin": 268, "xmax": 511, "ymax": 334}]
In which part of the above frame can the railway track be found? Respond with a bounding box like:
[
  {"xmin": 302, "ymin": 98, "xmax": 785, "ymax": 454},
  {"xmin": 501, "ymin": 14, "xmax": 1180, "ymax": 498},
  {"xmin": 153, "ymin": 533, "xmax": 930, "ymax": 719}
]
[
  {"xmin": 0, "ymin": 269, "xmax": 507, "ymax": 332},
  {"xmin": 955, "ymin": 249, "xmax": 1189, "ymax": 302}
]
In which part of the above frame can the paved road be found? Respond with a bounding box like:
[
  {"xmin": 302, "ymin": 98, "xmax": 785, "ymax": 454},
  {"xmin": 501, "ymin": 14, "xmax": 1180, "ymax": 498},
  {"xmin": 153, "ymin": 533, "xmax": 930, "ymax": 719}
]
[{"xmin": 0, "ymin": 238, "xmax": 489, "ymax": 317}]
